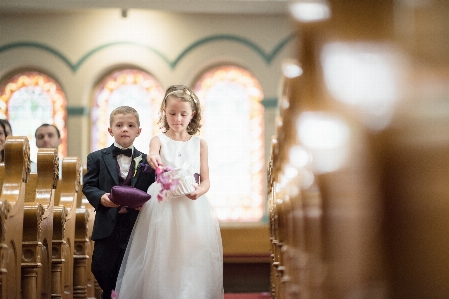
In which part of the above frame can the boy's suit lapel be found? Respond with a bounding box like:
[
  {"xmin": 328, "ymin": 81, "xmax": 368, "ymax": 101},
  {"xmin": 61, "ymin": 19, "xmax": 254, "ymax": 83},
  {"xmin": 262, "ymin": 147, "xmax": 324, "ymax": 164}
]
[{"xmin": 103, "ymin": 145, "xmax": 120, "ymax": 185}]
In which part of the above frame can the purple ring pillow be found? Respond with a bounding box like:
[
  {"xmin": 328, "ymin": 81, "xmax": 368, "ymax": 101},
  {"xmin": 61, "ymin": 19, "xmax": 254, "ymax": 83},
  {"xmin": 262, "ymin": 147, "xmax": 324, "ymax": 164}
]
[{"xmin": 109, "ymin": 185, "xmax": 151, "ymax": 208}]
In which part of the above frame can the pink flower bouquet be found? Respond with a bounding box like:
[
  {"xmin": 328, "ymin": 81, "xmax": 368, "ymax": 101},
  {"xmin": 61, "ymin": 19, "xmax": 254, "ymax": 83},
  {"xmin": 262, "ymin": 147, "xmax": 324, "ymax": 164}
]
[{"xmin": 156, "ymin": 165, "xmax": 179, "ymax": 202}]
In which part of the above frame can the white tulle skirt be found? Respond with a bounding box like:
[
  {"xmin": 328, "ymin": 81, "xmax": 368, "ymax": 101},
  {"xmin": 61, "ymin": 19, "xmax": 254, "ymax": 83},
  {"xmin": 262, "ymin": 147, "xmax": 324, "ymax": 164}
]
[{"xmin": 116, "ymin": 182, "xmax": 224, "ymax": 299}]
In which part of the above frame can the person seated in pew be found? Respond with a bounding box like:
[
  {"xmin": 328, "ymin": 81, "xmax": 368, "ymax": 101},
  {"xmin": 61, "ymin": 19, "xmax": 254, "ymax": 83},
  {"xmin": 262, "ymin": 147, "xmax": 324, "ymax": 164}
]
[
  {"xmin": 0, "ymin": 122, "xmax": 8, "ymax": 162},
  {"xmin": 0, "ymin": 119, "xmax": 12, "ymax": 136},
  {"xmin": 0, "ymin": 120, "xmax": 8, "ymax": 162},
  {"xmin": 30, "ymin": 123, "xmax": 63, "ymax": 173}
]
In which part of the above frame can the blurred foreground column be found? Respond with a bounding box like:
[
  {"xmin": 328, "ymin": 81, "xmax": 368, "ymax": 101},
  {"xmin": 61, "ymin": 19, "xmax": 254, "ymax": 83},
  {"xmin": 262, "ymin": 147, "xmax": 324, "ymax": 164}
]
[
  {"xmin": 290, "ymin": 1, "xmax": 396, "ymax": 298},
  {"xmin": 376, "ymin": 1, "xmax": 449, "ymax": 298}
]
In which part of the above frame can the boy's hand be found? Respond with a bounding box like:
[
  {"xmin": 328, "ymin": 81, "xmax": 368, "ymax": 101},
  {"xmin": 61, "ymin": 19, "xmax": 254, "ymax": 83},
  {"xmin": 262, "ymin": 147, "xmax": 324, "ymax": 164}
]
[
  {"xmin": 147, "ymin": 154, "xmax": 163, "ymax": 169},
  {"xmin": 101, "ymin": 193, "xmax": 119, "ymax": 208}
]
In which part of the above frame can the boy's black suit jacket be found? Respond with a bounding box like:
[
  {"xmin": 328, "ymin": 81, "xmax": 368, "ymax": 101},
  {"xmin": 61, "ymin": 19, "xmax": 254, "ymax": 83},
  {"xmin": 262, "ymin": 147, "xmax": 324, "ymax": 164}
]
[{"xmin": 82, "ymin": 144, "xmax": 155, "ymax": 240}]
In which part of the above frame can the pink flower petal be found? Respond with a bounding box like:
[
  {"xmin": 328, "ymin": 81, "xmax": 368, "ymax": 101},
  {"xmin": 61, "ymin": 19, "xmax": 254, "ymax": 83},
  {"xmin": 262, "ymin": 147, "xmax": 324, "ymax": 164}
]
[
  {"xmin": 111, "ymin": 290, "xmax": 119, "ymax": 299},
  {"xmin": 159, "ymin": 175, "xmax": 170, "ymax": 185},
  {"xmin": 156, "ymin": 166, "xmax": 164, "ymax": 175}
]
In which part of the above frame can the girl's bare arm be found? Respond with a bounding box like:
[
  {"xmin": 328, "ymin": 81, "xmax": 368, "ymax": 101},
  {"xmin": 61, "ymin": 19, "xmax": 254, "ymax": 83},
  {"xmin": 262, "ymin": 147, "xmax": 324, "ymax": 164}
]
[{"xmin": 147, "ymin": 136, "xmax": 162, "ymax": 169}]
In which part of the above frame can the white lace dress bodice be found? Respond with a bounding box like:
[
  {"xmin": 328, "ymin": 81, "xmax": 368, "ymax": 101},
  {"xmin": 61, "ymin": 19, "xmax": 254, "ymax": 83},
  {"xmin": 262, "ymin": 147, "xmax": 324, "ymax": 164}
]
[{"xmin": 159, "ymin": 133, "xmax": 200, "ymax": 198}]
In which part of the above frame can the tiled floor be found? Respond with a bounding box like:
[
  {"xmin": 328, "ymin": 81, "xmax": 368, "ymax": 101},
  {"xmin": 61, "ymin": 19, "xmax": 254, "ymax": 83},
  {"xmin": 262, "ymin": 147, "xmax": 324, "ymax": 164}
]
[{"xmin": 224, "ymin": 293, "xmax": 271, "ymax": 299}]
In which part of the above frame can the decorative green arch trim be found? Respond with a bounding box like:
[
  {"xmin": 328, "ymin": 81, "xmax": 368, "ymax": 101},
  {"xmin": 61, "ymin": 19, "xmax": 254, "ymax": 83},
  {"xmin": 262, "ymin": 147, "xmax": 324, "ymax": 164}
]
[
  {"xmin": 172, "ymin": 33, "xmax": 296, "ymax": 68},
  {"xmin": 262, "ymin": 97, "xmax": 278, "ymax": 108},
  {"xmin": 0, "ymin": 41, "xmax": 169, "ymax": 72},
  {"xmin": 0, "ymin": 33, "xmax": 295, "ymax": 72},
  {"xmin": 0, "ymin": 42, "xmax": 74, "ymax": 70},
  {"xmin": 74, "ymin": 42, "xmax": 171, "ymax": 72},
  {"xmin": 67, "ymin": 106, "xmax": 89, "ymax": 116}
]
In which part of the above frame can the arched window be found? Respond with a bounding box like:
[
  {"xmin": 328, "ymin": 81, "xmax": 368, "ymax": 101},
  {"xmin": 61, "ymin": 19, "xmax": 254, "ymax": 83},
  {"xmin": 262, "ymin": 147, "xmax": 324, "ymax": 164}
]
[
  {"xmin": 91, "ymin": 69, "xmax": 164, "ymax": 154},
  {"xmin": 194, "ymin": 66, "xmax": 265, "ymax": 222},
  {"xmin": 0, "ymin": 71, "xmax": 67, "ymax": 163}
]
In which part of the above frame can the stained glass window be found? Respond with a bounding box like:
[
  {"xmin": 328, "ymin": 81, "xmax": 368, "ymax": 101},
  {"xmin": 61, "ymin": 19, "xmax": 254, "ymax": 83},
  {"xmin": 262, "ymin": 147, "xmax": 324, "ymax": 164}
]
[
  {"xmin": 91, "ymin": 69, "xmax": 164, "ymax": 154},
  {"xmin": 0, "ymin": 71, "xmax": 67, "ymax": 163},
  {"xmin": 194, "ymin": 66, "xmax": 265, "ymax": 222}
]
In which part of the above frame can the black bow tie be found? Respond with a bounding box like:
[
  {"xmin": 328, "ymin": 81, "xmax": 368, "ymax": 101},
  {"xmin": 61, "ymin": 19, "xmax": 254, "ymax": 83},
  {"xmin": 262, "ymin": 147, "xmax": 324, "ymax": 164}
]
[{"xmin": 112, "ymin": 146, "xmax": 132, "ymax": 157}]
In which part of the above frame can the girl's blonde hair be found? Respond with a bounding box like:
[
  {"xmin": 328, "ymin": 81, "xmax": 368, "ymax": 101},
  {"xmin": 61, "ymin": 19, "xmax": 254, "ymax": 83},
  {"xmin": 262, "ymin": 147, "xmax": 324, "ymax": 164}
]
[{"xmin": 158, "ymin": 85, "xmax": 202, "ymax": 135}]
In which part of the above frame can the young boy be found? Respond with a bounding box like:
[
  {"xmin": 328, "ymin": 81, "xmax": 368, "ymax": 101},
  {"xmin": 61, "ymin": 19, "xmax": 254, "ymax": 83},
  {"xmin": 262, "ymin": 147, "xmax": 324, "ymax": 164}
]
[{"xmin": 83, "ymin": 106, "xmax": 155, "ymax": 299}]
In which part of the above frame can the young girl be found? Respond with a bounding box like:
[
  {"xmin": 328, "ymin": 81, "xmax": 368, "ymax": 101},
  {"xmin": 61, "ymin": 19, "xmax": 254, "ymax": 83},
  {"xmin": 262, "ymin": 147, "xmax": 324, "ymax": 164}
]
[{"xmin": 115, "ymin": 85, "xmax": 224, "ymax": 298}]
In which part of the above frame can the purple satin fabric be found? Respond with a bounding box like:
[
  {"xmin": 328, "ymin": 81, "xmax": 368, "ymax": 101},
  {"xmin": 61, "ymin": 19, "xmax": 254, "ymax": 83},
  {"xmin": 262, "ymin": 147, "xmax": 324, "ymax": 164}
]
[{"xmin": 109, "ymin": 186, "xmax": 151, "ymax": 208}]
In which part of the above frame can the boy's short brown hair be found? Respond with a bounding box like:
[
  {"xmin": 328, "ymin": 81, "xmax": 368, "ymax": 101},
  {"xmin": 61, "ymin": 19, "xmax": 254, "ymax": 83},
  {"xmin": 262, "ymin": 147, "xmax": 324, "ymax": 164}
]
[{"xmin": 110, "ymin": 106, "xmax": 140, "ymax": 126}]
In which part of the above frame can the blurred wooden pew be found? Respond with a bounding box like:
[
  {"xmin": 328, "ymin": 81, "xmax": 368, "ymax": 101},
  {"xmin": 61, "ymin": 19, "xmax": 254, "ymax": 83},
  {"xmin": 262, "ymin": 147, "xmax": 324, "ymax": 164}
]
[
  {"xmin": 74, "ymin": 165, "xmax": 97, "ymax": 299},
  {"xmin": 270, "ymin": 1, "xmax": 390, "ymax": 297},
  {"xmin": 52, "ymin": 157, "xmax": 80, "ymax": 299},
  {"xmin": 0, "ymin": 136, "xmax": 30, "ymax": 298},
  {"xmin": 22, "ymin": 148, "xmax": 58, "ymax": 299},
  {"xmin": 271, "ymin": 1, "xmax": 449, "ymax": 299},
  {"xmin": 0, "ymin": 138, "xmax": 97, "ymax": 298}
]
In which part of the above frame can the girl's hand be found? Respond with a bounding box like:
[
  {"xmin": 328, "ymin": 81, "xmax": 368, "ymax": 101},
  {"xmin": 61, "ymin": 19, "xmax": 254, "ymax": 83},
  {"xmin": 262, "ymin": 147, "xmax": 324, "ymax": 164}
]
[
  {"xmin": 186, "ymin": 184, "xmax": 203, "ymax": 200},
  {"xmin": 147, "ymin": 154, "xmax": 163, "ymax": 169},
  {"xmin": 101, "ymin": 193, "xmax": 119, "ymax": 207}
]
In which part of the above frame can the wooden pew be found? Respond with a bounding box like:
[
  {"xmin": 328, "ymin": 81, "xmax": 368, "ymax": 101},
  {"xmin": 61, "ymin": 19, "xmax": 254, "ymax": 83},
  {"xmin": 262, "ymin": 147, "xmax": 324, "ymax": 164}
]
[
  {"xmin": 22, "ymin": 148, "xmax": 58, "ymax": 299},
  {"xmin": 268, "ymin": 183, "xmax": 279, "ymax": 299},
  {"xmin": 0, "ymin": 136, "xmax": 30, "ymax": 298},
  {"xmin": 52, "ymin": 157, "xmax": 80, "ymax": 299},
  {"xmin": 82, "ymin": 165, "xmax": 101, "ymax": 299},
  {"xmin": 74, "ymin": 165, "xmax": 96, "ymax": 299}
]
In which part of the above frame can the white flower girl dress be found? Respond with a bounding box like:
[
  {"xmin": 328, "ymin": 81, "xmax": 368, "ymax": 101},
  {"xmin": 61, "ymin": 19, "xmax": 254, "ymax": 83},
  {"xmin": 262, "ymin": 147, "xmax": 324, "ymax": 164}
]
[{"xmin": 116, "ymin": 134, "xmax": 224, "ymax": 299}]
